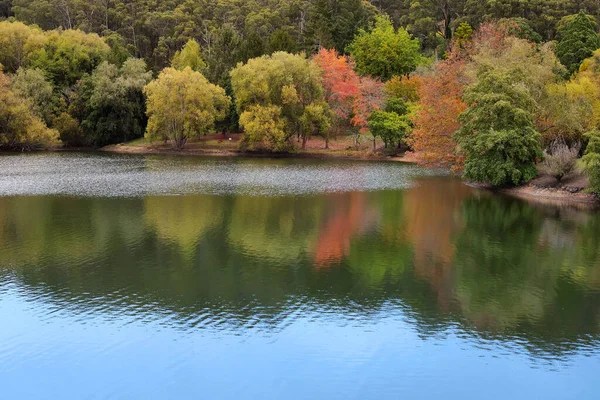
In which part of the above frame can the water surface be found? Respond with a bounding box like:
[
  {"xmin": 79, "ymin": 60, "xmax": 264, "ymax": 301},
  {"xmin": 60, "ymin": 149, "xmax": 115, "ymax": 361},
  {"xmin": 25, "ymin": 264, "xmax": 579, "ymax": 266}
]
[{"xmin": 1, "ymin": 153, "xmax": 599, "ymax": 399}]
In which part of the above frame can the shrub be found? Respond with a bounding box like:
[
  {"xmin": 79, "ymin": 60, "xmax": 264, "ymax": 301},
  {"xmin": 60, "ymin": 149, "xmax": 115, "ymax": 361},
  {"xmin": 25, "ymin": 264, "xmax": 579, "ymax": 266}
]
[
  {"xmin": 582, "ymin": 130, "xmax": 600, "ymax": 195},
  {"xmin": 543, "ymin": 140, "xmax": 581, "ymax": 181}
]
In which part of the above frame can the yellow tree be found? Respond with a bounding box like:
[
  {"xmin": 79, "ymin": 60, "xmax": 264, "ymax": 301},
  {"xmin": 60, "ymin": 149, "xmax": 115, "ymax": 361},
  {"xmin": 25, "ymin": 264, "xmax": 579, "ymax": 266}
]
[
  {"xmin": 144, "ymin": 67, "xmax": 230, "ymax": 150},
  {"xmin": 0, "ymin": 69, "xmax": 59, "ymax": 150}
]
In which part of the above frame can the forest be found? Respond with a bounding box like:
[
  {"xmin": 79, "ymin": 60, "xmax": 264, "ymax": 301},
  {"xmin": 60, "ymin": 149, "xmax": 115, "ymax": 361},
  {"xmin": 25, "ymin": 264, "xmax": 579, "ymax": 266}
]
[{"xmin": 2, "ymin": 0, "xmax": 600, "ymax": 189}]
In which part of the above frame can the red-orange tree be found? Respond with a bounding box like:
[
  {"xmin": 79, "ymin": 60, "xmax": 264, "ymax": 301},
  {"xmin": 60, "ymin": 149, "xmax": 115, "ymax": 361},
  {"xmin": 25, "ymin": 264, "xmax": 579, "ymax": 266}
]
[
  {"xmin": 313, "ymin": 48, "xmax": 360, "ymax": 148},
  {"xmin": 410, "ymin": 49, "xmax": 468, "ymax": 171}
]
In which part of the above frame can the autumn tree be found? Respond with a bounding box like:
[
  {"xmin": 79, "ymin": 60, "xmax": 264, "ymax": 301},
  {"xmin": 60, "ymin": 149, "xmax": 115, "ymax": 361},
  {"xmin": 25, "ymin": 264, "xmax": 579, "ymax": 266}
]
[
  {"xmin": 556, "ymin": 11, "xmax": 600, "ymax": 75},
  {"xmin": 238, "ymin": 105, "xmax": 288, "ymax": 151},
  {"xmin": 455, "ymin": 69, "xmax": 542, "ymax": 186},
  {"xmin": 543, "ymin": 51, "xmax": 600, "ymax": 144},
  {"xmin": 27, "ymin": 29, "xmax": 110, "ymax": 87},
  {"xmin": 312, "ymin": 48, "xmax": 360, "ymax": 148},
  {"xmin": 144, "ymin": 67, "xmax": 230, "ymax": 150},
  {"xmin": 347, "ymin": 15, "xmax": 424, "ymax": 80},
  {"xmin": 0, "ymin": 21, "xmax": 45, "ymax": 73},
  {"xmin": 410, "ymin": 50, "xmax": 468, "ymax": 170}
]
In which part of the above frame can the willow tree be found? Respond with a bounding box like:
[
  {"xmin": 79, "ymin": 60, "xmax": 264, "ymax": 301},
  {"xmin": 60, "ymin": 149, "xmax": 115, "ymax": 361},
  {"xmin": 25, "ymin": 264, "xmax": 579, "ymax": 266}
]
[
  {"xmin": 230, "ymin": 51, "xmax": 329, "ymax": 151},
  {"xmin": 144, "ymin": 67, "xmax": 230, "ymax": 150}
]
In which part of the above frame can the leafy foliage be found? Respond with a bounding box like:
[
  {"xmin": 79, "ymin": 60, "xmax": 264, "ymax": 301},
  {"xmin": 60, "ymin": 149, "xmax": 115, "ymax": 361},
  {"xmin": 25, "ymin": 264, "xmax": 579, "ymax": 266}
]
[
  {"xmin": 0, "ymin": 70, "xmax": 59, "ymax": 150},
  {"xmin": 171, "ymin": 39, "xmax": 206, "ymax": 72},
  {"xmin": 556, "ymin": 11, "xmax": 600, "ymax": 76},
  {"xmin": 347, "ymin": 15, "xmax": 424, "ymax": 80},
  {"xmin": 72, "ymin": 59, "xmax": 152, "ymax": 147},
  {"xmin": 230, "ymin": 52, "xmax": 329, "ymax": 150},
  {"xmin": 410, "ymin": 49, "xmax": 467, "ymax": 170},
  {"xmin": 583, "ymin": 130, "xmax": 600, "ymax": 195},
  {"xmin": 239, "ymin": 105, "xmax": 287, "ymax": 152},
  {"xmin": 145, "ymin": 67, "xmax": 230, "ymax": 149},
  {"xmin": 456, "ymin": 69, "xmax": 542, "ymax": 186},
  {"xmin": 368, "ymin": 110, "xmax": 410, "ymax": 151}
]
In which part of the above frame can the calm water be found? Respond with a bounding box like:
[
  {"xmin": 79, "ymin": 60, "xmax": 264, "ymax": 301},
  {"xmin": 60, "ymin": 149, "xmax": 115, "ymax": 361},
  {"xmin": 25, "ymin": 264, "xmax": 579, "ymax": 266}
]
[{"xmin": 1, "ymin": 153, "xmax": 600, "ymax": 399}]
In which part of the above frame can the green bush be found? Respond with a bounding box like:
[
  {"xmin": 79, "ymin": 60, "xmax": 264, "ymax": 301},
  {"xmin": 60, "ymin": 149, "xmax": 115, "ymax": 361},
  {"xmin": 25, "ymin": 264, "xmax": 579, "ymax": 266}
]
[{"xmin": 582, "ymin": 130, "xmax": 600, "ymax": 195}]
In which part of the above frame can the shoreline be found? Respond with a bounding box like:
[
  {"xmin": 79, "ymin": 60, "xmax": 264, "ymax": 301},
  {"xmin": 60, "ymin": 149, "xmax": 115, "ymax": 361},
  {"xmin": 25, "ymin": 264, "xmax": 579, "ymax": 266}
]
[
  {"xmin": 467, "ymin": 181, "xmax": 599, "ymax": 206},
  {"xmin": 98, "ymin": 143, "xmax": 418, "ymax": 164}
]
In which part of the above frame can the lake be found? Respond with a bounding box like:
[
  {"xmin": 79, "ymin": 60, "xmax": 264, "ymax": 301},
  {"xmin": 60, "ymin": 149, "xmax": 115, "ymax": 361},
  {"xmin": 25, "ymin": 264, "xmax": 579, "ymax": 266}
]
[{"xmin": 1, "ymin": 153, "xmax": 599, "ymax": 399}]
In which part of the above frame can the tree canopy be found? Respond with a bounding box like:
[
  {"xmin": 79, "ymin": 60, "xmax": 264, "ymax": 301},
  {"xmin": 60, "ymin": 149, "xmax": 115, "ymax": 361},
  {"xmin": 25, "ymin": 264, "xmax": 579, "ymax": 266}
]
[
  {"xmin": 347, "ymin": 15, "xmax": 424, "ymax": 80},
  {"xmin": 145, "ymin": 67, "xmax": 230, "ymax": 149}
]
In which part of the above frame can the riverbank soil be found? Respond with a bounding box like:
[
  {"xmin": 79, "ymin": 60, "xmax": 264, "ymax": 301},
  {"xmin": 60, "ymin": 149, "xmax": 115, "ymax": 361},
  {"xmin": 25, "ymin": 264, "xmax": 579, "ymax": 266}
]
[
  {"xmin": 502, "ymin": 165, "xmax": 597, "ymax": 204},
  {"xmin": 101, "ymin": 133, "xmax": 416, "ymax": 162}
]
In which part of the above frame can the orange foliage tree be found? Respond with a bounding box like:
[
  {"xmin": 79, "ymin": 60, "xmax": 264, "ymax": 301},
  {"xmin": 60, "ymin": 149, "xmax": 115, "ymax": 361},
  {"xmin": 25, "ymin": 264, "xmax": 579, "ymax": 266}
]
[
  {"xmin": 409, "ymin": 49, "xmax": 469, "ymax": 171},
  {"xmin": 313, "ymin": 48, "xmax": 360, "ymax": 148},
  {"xmin": 313, "ymin": 48, "xmax": 384, "ymax": 149}
]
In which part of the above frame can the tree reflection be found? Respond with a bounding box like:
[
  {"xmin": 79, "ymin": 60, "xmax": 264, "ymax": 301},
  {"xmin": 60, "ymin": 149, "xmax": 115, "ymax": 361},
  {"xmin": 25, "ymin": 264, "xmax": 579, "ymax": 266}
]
[{"xmin": 1, "ymin": 182, "xmax": 600, "ymax": 356}]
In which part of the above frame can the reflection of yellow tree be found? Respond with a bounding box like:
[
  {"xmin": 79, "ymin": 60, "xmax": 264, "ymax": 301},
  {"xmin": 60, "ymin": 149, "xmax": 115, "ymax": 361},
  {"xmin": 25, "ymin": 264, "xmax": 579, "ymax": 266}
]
[
  {"xmin": 228, "ymin": 196, "xmax": 323, "ymax": 263},
  {"xmin": 144, "ymin": 195, "xmax": 223, "ymax": 253},
  {"xmin": 0, "ymin": 197, "xmax": 148, "ymax": 266},
  {"xmin": 0, "ymin": 197, "xmax": 92, "ymax": 265}
]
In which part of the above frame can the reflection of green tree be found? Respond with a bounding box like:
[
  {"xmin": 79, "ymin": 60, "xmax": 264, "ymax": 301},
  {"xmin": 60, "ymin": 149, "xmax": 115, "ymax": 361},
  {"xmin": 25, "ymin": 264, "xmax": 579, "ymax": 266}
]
[
  {"xmin": 227, "ymin": 195, "xmax": 324, "ymax": 263},
  {"xmin": 144, "ymin": 195, "xmax": 223, "ymax": 254},
  {"xmin": 452, "ymin": 197, "xmax": 600, "ymax": 343},
  {"xmin": 346, "ymin": 190, "xmax": 413, "ymax": 288}
]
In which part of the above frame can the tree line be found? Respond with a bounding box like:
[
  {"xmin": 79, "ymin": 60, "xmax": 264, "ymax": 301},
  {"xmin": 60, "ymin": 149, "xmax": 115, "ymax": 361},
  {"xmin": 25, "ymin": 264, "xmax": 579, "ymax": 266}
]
[{"xmin": 3, "ymin": 2, "xmax": 600, "ymax": 189}]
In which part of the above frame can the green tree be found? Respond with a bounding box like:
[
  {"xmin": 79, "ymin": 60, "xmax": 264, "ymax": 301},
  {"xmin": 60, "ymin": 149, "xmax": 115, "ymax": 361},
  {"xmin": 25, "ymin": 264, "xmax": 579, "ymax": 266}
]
[
  {"xmin": 74, "ymin": 58, "xmax": 152, "ymax": 147},
  {"xmin": 347, "ymin": 15, "xmax": 424, "ymax": 80},
  {"xmin": 299, "ymin": 101, "xmax": 331, "ymax": 149},
  {"xmin": 556, "ymin": 11, "xmax": 600, "ymax": 75},
  {"xmin": 368, "ymin": 110, "xmax": 410, "ymax": 151},
  {"xmin": 0, "ymin": 20, "xmax": 45, "ymax": 73},
  {"xmin": 171, "ymin": 39, "xmax": 206, "ymax": 72},
  {"xmin": 582, "ymin": 130, "xmax": 600, "ymax": 195},
  {"xmin": 11, "ymin": 67, "xmax": 56, "ymax": 125},
  {"xmin": 455, "ymin": 69, "xmax": 542, "ymax": 186},
  {"xmin": 230, "ymin": 51, "xmax": 328, "ymax": 151},
  {"xmin": 144, "ymin": 67, "xmax": 230, "ymax": 150},
  {"xmin": 27, "ymin": 29, "xmax": 110, "ymax": 87}
]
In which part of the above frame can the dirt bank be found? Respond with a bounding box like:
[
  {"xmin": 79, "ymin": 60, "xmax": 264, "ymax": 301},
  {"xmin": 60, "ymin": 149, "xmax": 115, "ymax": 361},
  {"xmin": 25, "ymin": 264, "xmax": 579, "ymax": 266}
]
[{"xmin": 99, "ymin": 133, "xmax": 418, "ymax": 163}]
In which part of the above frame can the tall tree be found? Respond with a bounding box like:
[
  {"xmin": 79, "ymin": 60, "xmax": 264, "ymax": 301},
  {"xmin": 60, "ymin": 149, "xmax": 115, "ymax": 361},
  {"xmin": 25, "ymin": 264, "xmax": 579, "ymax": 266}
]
[
  {"xmin": 410, "ymin": 50, "xmax": 467, "ymax": 170},
  {"xmin": 556, "ymin": 11, "xmax": 600, "ymax": 75},
  {"xmin": 171, "ymin": 39, "xmax": 206, "ymax": 72},
  {"xmin": 455, "ymin": 69, "xmax": 542, "ymax": 186},
  {"xmin": 230, "ymin": 51, "xmax": 329, "ymax": 150},
  {"xmin": 347, "ymin": 15, "xmax": 424, "ymax": 80},
  {"xmin": 144, "ymin": 66, "xmax": 230, "ymax": 149}
]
